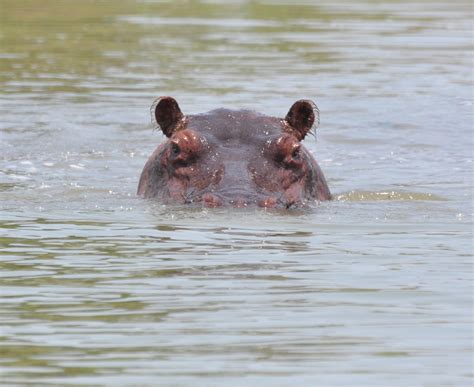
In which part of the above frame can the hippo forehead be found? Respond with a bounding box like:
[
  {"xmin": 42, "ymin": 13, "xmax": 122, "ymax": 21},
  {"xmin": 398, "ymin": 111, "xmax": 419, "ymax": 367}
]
[{"xmin": 187, "ymin": 109, "xmax": 282, "ymax": 146}]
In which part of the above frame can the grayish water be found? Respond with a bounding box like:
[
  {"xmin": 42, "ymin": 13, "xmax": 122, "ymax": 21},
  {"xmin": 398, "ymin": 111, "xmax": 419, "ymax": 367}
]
[{"xmin": 1, "ymin": 1, "xmax": 472, "ymax": 385}]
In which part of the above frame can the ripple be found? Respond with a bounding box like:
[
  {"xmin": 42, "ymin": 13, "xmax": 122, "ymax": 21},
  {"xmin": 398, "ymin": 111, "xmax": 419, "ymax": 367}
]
[{"xmin": 335, "ymin": 190, "xmax": 446, "ymax": 201}]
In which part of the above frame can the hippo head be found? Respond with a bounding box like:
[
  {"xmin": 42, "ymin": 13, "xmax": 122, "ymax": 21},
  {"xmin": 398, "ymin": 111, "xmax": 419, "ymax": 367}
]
[{"xmin": 137, "ymin": 97, "xmax": 331, "ymax": 208}]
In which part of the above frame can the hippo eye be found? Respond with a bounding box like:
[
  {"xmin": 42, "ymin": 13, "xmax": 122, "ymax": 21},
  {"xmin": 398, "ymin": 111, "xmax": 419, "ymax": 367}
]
[
  {"xmin": 292, "ymin": 147, "xmax": 300, "ymax": 159},
  {"xmin": 171, "ymin": 142, "xmax": 180, "ymax": 156}
]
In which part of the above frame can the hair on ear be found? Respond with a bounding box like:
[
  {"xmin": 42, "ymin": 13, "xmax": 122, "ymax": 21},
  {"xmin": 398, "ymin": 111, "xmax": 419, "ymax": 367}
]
[{"xmin": 284, "ymin": 99, "xmax": 319, "ymax": 141}]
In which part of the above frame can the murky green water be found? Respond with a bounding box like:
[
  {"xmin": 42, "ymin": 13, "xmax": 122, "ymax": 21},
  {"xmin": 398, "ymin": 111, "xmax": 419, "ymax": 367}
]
[{"xmin": 1, "ymin": 1, "xmax": 472, "ymax": 385}]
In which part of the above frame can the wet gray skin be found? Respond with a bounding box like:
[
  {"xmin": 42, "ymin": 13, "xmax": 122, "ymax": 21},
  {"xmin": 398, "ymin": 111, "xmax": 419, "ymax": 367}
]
[{"xmin": 138, "ymin": 97, "xmax": 331, "ymax": 208}]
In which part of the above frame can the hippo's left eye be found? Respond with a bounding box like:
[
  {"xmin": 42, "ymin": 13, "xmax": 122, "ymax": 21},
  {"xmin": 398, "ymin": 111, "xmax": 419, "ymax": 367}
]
[{"xmin": 291, "ymin": 147, "xmax": 301, "ymax": 159}]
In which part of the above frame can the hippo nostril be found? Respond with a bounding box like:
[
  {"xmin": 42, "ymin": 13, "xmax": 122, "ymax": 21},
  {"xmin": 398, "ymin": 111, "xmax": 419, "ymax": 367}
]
[
  {"xmin": 230, "ymin": 197, "xmax": 249, "ymax": 208},
  {"xmin": 258, "ymin": 196, "xmax": 278, "ymax": 208},
  {"xmin": 202, "ymin": 193, "xmax": 222, "ymax": 208}
]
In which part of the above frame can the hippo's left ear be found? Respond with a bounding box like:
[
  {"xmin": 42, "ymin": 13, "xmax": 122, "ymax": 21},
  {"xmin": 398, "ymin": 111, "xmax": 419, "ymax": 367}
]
[
  {"xmin": 151, "ymin": 96, "xmax": 186, "ymax": 137},
  {"xmin": 284, "ymin": 99, "xmax": 319, "ymax": 141}
]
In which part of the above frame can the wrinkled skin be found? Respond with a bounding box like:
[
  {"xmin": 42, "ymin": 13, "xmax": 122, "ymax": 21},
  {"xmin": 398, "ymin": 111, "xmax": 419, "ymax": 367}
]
[{"xmin": 138, "ymin": 97, "xmax": 331, "ymax": 208}]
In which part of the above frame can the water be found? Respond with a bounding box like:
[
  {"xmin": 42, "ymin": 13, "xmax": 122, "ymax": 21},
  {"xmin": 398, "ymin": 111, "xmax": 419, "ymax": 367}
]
[{"xmin": 1, "ymin": 0, "xmax": 472, "ymax": 385}]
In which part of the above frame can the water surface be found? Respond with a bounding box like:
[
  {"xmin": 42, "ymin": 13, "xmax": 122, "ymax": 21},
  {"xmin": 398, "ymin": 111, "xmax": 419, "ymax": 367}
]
[{"xmin": 0, "ymin": 0, "xmax": 472, "ymax": 385}]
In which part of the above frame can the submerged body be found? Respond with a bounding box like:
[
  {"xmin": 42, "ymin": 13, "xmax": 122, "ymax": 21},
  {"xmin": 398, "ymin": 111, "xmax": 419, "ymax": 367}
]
[{"xmin": 138, "ymin": 97, "xmax": 331, "ymax": 208}]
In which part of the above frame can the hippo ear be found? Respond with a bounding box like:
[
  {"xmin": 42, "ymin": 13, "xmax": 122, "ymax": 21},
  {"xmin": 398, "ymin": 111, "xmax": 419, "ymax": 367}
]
[
  {"xmin": 284, "ymin": 99, "xmax": 319, "ymax": 141},
  {"xmin": 151, "ymin": 96, "xmax": 186, "ymax": 137}
]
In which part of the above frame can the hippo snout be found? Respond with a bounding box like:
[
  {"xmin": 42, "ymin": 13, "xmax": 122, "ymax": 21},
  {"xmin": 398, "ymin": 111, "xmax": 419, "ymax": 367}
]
[{"xmin": 200, "ymin": 191, "xmax": 276, "ymax": 208}]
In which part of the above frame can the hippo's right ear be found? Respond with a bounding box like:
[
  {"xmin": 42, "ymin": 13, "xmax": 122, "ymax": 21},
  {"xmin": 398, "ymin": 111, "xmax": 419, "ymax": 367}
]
[{"xmin": 151, "ymin": 96, "xmax": 186, "ymax": 137}]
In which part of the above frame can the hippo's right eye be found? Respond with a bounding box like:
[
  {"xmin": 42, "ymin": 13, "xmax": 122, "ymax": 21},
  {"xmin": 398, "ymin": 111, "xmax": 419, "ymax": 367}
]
[
  {"xmin": 171, "ymin": 142, "xmax": 180, "ymax": 156},
  {"xmin": 168, "ymin": 130, "xmax": 205, "ymax": 167}
]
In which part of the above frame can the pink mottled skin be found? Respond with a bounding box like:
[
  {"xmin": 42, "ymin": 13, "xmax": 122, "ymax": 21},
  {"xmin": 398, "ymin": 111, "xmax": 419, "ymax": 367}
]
[{"xmin": 138, "ymin": 97, "xmax": 331, "ymax": 208}]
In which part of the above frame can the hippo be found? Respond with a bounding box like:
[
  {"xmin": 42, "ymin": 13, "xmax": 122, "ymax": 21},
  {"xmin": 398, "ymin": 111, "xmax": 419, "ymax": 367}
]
[{"xmin": 137, "ymin": 97, "xmax": 331, "ymax": 208}]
